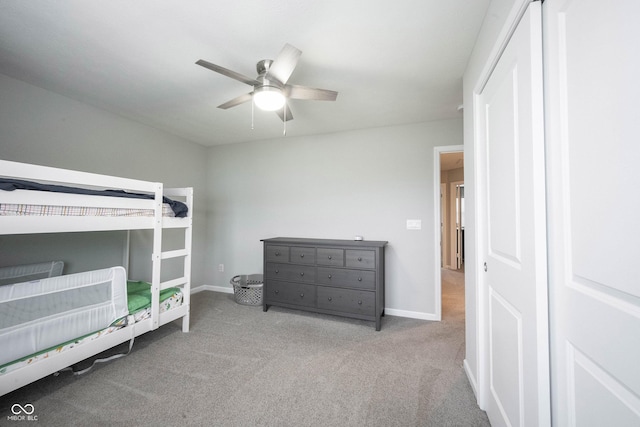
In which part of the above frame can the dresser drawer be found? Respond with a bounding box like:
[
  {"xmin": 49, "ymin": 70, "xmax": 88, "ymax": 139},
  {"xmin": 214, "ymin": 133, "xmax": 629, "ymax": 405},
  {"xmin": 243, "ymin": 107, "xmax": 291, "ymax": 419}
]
[
  {"xmin": 266, "ymin": 263, "xmax": 315, "ymax": 283},
  {"xmin": 345, "ymin": 250, "xmax": 375, "ymax": 269},
  {"xmin": 317, "ymin": 286, "xmax": 375, "ymax": 316},
  {"xmin": 266, "ymin": 245, "xmax": 289, "ymax": 263},
  {"xmin": 316, "ymin": 248, "xmax": 344, "ymax": 266},
  {"xmin": 316, "ymin": 267, "xmax": 375, "ymax": 290},
  {"xmin": 266, "ymin": 281, "xmax": 316, "ymax": 308},
  {"xmin": 290, "ymin": 246, "xmax": 316, "ymax": 264}
]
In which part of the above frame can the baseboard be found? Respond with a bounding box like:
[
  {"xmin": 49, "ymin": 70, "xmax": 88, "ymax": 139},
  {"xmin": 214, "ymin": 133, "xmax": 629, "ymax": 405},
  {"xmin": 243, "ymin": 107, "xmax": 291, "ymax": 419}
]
[
  {"xmin": 384, "ymin": 308, "xmax": 439, "ymax": 321},
  {"xmin": 463, "ymin": 358, "xmax": 479, "ymax": 399},
  {"xmin": 192, "ymin": 288, "xmax": 439, "ymax": 321},
  {"xmin": 191, "ymin": 284, "xmax": 233, "ymax": 294}
]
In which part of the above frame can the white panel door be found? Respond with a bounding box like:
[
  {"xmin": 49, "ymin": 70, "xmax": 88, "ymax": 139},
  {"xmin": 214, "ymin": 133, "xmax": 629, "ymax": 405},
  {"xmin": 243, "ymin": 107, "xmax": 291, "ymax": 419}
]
[
  {"xmin": 477, "ymin": 2, "xmax": 549, "ymax": 426},
  {"xmin": 544, "ymin": 0, "xmax": 640, "ymax": 425}
]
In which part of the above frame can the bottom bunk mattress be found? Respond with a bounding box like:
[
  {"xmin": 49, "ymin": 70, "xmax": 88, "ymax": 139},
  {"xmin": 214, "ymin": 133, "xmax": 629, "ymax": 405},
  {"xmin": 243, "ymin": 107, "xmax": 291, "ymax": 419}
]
[{"xmin": 0, "ymin": 268, "xmax": 183, "ymax": 375}]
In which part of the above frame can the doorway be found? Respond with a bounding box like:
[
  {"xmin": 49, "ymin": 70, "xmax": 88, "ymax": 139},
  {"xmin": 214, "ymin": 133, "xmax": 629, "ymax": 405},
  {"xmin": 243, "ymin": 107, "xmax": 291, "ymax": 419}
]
[
  {"xmin": 434, "ymin": 146, "xmax": 464, "ymax": 321},
  {"xmin": 440, "ymin": 153, "xmax": 464, "ymax": 271}
]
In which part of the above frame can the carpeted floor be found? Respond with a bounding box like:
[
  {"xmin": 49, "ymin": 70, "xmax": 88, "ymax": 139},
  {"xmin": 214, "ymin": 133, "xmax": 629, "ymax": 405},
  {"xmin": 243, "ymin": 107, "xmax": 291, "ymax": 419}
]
[{"xmin": 0, "ymin": 269, "xmax": 489, "ymax": 426}]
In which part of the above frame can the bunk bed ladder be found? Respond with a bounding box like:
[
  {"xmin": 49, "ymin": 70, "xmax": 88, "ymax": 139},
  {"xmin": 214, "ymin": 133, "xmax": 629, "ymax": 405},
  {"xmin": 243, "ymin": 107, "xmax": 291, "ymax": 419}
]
[
  {"xmin": 150, "ymin": 184, "xmax": 164, "ymax": 331},
  {"xmin": 176, "ymin": 187, "xmax": 192, "ymax": 333},
  {"xmin": 152, "ymin": 187, "xmax": 193, "ymax": 332}
]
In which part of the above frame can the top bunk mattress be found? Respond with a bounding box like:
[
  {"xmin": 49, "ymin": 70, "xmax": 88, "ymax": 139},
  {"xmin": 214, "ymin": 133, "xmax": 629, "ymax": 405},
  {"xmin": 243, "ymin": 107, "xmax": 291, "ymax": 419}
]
[{"xmin": 0, "ymin": 178, "xmax": 188, "ymax": 218}]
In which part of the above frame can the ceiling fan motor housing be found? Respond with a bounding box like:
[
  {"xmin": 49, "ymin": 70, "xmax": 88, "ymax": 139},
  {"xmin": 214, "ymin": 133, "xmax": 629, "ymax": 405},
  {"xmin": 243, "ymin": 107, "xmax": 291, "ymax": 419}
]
[
  {"xmin": 256, "ymin": 60, "xmax": 284, "ymax": 90},
  {"xmin": 256, "ymin": 59, "xmax": 273, "ymax": 76}
]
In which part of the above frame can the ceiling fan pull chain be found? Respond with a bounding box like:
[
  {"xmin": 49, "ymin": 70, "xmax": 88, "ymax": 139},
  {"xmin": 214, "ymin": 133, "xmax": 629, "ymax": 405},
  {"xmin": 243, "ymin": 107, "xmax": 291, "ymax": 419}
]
[
  {"xmin": 283, "ymin": 103, "xmax": 287, "ymax": 136},
  {"xmin": 251, "ymin": 96, "xmax": 254, "ymax": 130}
]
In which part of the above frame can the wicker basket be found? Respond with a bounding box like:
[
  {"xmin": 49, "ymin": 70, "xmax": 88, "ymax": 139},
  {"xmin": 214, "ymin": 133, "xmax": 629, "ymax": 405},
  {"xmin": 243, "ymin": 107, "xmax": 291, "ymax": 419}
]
[{"xmin": 230, "ymin": 274, "xmax": 263, "ymax": 306}]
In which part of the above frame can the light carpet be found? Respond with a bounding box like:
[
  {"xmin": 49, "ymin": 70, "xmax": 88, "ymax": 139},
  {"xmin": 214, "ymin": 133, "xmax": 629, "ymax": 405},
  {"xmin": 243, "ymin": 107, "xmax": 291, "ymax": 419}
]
[{"xmin": 0, "ymin": 269, "xmax": 489, "ymax": 426}]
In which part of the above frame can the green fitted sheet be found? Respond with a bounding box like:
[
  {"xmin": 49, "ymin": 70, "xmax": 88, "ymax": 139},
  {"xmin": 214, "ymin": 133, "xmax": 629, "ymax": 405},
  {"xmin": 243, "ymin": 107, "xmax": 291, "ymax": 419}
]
[{"xmin": 126, "ymin": 280, "xmax": 181, "ymax": 314}]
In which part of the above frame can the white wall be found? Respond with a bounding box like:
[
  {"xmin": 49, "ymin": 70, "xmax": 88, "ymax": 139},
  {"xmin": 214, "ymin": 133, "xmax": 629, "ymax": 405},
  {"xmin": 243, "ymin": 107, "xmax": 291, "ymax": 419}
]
[
  {"xmin": 206, "ymin": 119, "xmax": 462, "ymax": 318},
  {"xmin": 0, "ymin": 74, "xmax": 209, "ymax": 286},
  {"xmin": 462, "ymin": 0, "xmax": 526, "ymax": 397}
]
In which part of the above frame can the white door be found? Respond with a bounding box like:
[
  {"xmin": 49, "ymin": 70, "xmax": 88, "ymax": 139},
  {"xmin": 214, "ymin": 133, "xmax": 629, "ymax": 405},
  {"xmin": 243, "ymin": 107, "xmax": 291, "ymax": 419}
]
[
  {"xmin": 476, "ymin": 2, "xmax": 550, "ymax": 426},
  {"xmin": 544, "ymin": 0, "xmax": 640, "ymax": 425}
]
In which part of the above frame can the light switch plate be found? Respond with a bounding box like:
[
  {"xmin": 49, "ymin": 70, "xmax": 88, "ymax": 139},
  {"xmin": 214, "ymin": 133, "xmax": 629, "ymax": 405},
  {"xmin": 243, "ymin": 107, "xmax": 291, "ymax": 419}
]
[{"xmin": 406, "ymin": 219, "xmax": 422, "ymax": 230}]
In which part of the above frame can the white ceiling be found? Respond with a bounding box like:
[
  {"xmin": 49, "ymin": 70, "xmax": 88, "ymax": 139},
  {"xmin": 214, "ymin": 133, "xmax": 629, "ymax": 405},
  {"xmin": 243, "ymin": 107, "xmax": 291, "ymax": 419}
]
[{"xmin": 0, "ymin": 1, "xmax": 489, "ymax": 146}]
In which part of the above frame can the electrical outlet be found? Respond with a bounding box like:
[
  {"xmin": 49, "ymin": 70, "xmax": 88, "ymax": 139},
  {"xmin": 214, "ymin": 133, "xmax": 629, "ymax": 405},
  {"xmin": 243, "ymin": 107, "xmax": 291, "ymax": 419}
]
[{"xmin": 218, "ymin": 264, "xmax": 224, "ymax": 272}]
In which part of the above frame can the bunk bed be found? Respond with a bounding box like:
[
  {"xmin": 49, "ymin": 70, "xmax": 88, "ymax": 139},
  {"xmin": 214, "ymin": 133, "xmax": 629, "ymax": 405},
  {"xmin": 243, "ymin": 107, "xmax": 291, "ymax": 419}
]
[{"xmin": 0, "ymin": 159, "xmax": 193, "ymax": 396}]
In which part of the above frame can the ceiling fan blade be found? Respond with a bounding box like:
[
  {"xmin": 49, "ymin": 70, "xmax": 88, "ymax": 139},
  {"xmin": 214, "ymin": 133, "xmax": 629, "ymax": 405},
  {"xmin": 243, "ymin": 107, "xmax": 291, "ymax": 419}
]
[
  {"xmin": 285, "ymin": 84, "xmax": 338, "ymax": 101},
  {"xmin": 196, "ymin": 59, "xmax": 259, "ymax": 86},
  {"xmin": 217, "ymin": 92, "xmax": 253, "ymax": 109},
  {"xmin": 275, "ymin": 104, "xmax": 293, "ymax": 122},
  {"xmin": 266, "ymin": 44, "xmax": 302, "ymax": 84}
]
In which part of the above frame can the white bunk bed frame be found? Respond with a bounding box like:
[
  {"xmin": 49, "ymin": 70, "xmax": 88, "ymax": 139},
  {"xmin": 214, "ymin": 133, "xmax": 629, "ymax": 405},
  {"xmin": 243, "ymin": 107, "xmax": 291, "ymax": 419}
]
[{"xmin": 0, "ymin": 159, "xmax": 193, "ymax": 396}]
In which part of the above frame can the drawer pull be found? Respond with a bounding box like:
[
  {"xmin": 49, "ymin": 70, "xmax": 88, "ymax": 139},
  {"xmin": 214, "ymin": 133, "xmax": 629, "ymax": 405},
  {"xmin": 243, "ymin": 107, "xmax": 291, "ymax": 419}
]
[
  {"xmin": 358, "ymin": 257, "xmax": 362, "ymax": 262},
  {"xmin": 328, "ymin": 255, "xmax": 332, "ymax": 260},
  {"xmin": 300, "ymin": 293, "xmax": 305, "ymax": 298},
  {"xmin": 328, "ymin": 274, "xmax": 332, "ymax": 279},
  {"xmin": 358, "ymin": 277, "xmax": 362, "ymax": 282},
  {"xmin": 300, "ymin": 272, "xmax": 305, "ymax": 277},
  {"xmin": 328, "ymin": 297, "xmax": 332, "ymax": 301},
  {"xmin": 275, "ymin": 269, "xmax": 279, "ymax": 274},
  {"xmin": 275, "ymin": 251, "xmax": 280, "ymax": 256},
  {"xmin": 275, "ymin": 290, "xmax": 279, "ymax": 294},
  {"xmin": 300, "ymin": 254, "xmax": 304, "ymax": 258},
  {"xmin": 358, "ymin": 300, "xmax": 362, "ymax": 305}
]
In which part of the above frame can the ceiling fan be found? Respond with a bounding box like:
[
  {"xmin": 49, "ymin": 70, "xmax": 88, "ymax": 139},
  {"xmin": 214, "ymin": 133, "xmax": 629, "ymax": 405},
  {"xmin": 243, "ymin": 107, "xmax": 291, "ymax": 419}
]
[{"xmin": 196, "ymin": 44, "xmax": 338, "ymax": 122}]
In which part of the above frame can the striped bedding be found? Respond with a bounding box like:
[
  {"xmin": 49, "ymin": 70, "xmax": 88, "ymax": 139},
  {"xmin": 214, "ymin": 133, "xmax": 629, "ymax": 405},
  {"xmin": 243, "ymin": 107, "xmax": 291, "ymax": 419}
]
[{"xmin": 0, "ymin": 202, "xmax": 176, "ymax": 217}]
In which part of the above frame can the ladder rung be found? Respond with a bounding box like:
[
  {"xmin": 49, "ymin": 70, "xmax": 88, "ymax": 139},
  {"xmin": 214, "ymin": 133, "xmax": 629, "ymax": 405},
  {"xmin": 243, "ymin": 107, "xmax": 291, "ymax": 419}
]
[
  {"xmin": 161, "ymin": 249, "xmax": 189, "ymax": 260},
  {"xmin": 161, "ymin": 277, "xmax": 187, "ymax": 290}
]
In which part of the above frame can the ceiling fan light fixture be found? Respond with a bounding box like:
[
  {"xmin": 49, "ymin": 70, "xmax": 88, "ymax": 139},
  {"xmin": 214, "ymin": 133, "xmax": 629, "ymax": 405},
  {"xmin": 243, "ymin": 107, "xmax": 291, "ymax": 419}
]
[{"xmin": 253, "ymin": 86, "xmax": 285, "ymax": 111}]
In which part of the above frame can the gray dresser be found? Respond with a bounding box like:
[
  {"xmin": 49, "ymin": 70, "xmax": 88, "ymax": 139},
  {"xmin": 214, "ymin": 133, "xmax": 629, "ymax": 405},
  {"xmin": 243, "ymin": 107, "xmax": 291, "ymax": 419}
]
[{"xmin": 262, "ymin": 237, "xmax": 387, "ymax": 330}]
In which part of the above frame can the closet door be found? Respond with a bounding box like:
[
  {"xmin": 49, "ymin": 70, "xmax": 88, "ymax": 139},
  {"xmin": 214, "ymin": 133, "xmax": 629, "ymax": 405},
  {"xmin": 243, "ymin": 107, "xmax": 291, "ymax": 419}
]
[
  {"xmin": 476, "ymin": 2, "xmax": 549, "ymax": 426},
  {"xmin": 544, "ymin": 0, "xmax": 640, "ymax": 425}
]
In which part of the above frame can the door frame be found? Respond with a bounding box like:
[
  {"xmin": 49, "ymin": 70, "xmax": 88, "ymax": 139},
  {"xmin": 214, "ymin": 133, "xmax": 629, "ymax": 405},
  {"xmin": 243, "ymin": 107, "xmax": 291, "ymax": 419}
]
[{"xmin": 433, "ymin": 145, "xmax": 464, "ymax": 322}]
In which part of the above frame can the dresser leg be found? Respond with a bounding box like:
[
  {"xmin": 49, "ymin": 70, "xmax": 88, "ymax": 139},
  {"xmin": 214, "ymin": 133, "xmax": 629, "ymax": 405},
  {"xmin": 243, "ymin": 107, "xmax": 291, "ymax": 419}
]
[
  {"xmin": 263, "ymin": 304, "xmax": 269, "ymax": 312},
  {"xmin": 375, "ymin": 317, "xmax": 381, "ymax": 331}
]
